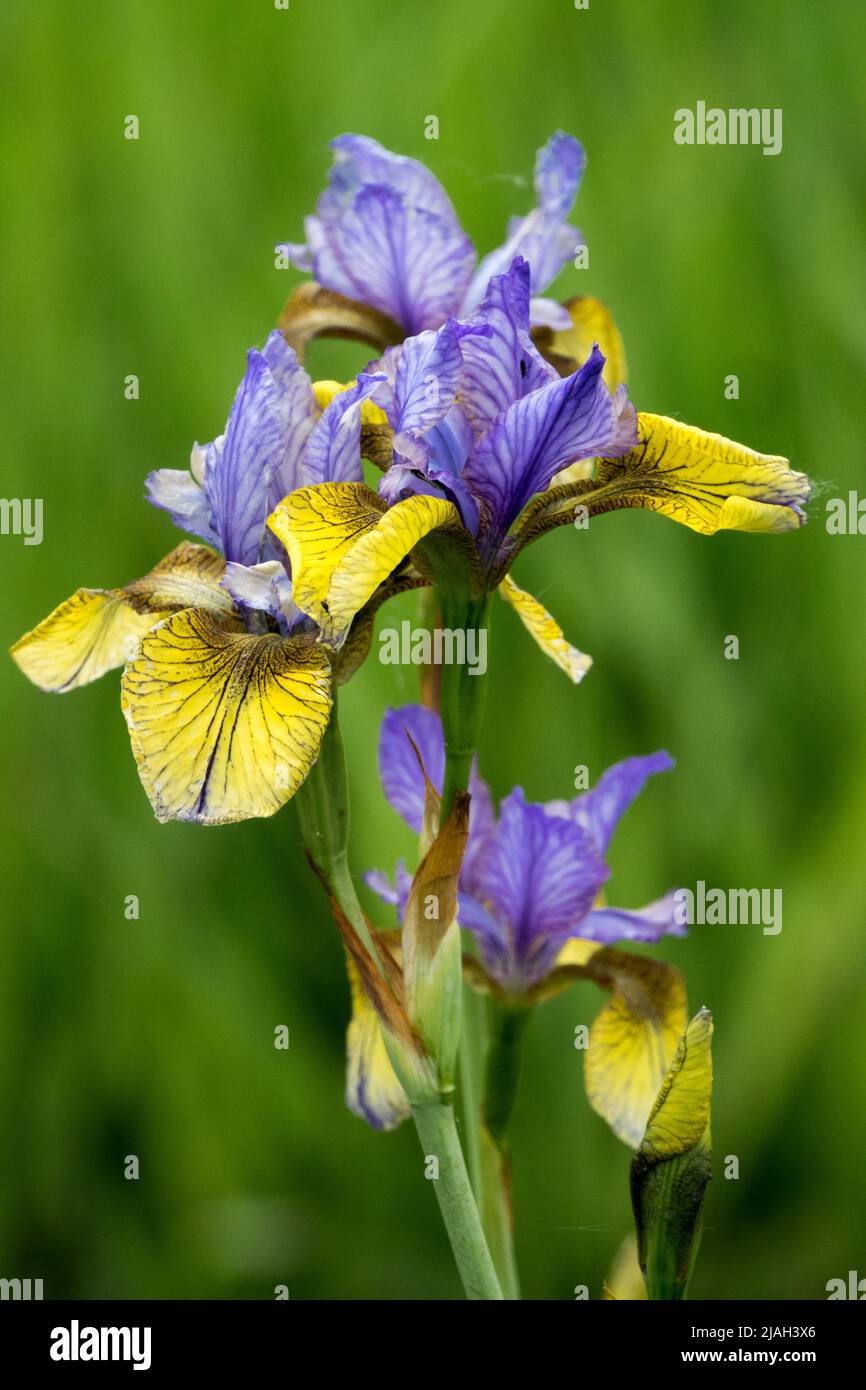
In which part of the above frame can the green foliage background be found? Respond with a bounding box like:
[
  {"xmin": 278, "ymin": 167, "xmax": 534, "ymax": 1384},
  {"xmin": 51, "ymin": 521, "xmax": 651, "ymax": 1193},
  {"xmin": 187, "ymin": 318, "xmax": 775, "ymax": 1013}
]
[{"xmin": 1, "ymin": 0, "xmax": 864, "ymax": 1299}]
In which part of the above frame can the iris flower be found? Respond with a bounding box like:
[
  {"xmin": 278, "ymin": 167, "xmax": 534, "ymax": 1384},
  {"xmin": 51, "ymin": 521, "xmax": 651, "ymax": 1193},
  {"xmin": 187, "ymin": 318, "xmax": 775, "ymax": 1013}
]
[
  {"xmin": 271, "ymin": 257, "xmax": 637, "ymax": 680},
  {"xmin": 10, "ymin": 331, "xmax": 411, "ymax": 825},
  {"xmin": 273, "ymin": 137, "xmax": 810, "ymax": 682},
  {"xmin": 279, "ymin": 130, "xmax": 586, "ymax": 339},
  {"xmin": 349, "ymin": 704, "xmax": 691, "ymax": 1147}
]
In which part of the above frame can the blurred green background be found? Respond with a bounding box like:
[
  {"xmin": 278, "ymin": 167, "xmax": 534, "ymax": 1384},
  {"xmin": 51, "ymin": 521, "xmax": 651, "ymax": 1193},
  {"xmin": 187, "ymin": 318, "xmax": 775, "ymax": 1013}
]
[{"xmin": 1, "ymin": 0, "xmax": 864, "ymax": 1300}]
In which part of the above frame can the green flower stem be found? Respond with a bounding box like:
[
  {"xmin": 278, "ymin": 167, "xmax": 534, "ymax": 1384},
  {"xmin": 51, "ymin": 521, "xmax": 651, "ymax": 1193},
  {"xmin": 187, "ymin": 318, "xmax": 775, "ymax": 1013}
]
[
  {"xmin": 484, "ymin": 1001, "xmax": 529, "ymax": 1148},
  {"xmin": 477, "ymin": 1000, "xmax": 529, "ymax": 1301},
  {"xmin": 295, "ymin": 693, "xmax": 382, "ymax": 970},
  {"xmin": 296, "ymin": 696, "xmax": 503, "ymax": 1300},
  {"xmin": 478, "ymin": 1126, "xmax": 521, "ymax": 1301},
  {"xmin": 458, "ymin": 983, "xmax": 486, "ymax": 1197},
  {"xmin": 436, "ymin": 593, "xmax": 524, "ymax": 1295},
  {"xmin": 411, "ymin": 1100, "xmax": 504, "ymax": 1300},
  {"xmin": 439, "ymin": 593, "xmax": 490, "ymax": 817}
]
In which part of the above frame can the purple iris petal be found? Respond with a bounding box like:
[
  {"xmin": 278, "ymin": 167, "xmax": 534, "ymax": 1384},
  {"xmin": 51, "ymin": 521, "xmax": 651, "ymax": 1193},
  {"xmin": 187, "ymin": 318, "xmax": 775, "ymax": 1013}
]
[
  {"xmin": 464, "ymin": 344, "xmax": 638, "ymax": 547},
  {"xmin": 462, "ymin": 132, "xmax": 586, "ymax": 311},
  {"xmin": 423, "ymin": 402, "xmax": 475, "ymax": 475},
  {"xmin": 377, "ymin": 704, "xmax": 494, "ymax": 849},
  {"xmin": 375, "ymin": 318, "xmax": 488, "ymax": 532},
  {"xmin": 303, "ymin": 372, "xmax": 386, "ymax": 486},
  {"xmin": 205, "ymin": 344, "xmax": 302, "ymax": 565},
  {"xmin": 578, "ymin": 891, "xmax": 687, "ymax": 945},
  {"xmin": 286, "ymin": 136, "xmax": 475, "ymax": 335},
  {"xmin": 364, "ymin": 861, "xmax": 412, "ymax": 922},
  {"xmin": 323, "ymin": 135, "xmax": 460, "ymax": 222},
  {"xmin": 145, "ymin": 467, "xmax": 219, "ymax": 547},
  {"xmin": 260, "ymin": 331, "xmax": 318, "ymax": 508},
  {"xmin": 221, "ymin": 560, "xmax": 300, "ymax": 633},
  {"xmin": 378, "ymin": 453, "xmax": 480, "ymax": 535},
  {"xmin": 458, "ymin": 258, "xmax": 556, "ymax": 438},
  {"xmin": 457, "ymin": 892, "xmax": 511, "ymax": 975},
  {"xmin": 378, "ymin": 704, "xmax": 446, "ymax": 834},
  {"xmin": 529, "ymin": 297, "xmax": 573, "ymax": 331},
  {"xmin": 301, "ymin": 184, "xmax": 475, "ymax": 337},
  {"xmin": 387, "ymin": 319, "xmax": 467, "ymax": 436},
  {"xmin": 471, "ymin": 788, "xmax": 609, "ymax": 987},
  {"xmin": 559, "ymin": 751, "xmax": 675, "ymax": 855}
]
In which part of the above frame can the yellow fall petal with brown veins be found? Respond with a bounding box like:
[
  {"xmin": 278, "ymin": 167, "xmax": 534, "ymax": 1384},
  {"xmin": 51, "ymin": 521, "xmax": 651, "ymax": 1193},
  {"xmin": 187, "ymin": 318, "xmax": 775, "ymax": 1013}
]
[
  {"xmin": 10, "ymin": 542, "xmax": 232, "ymax": 693},
  {"xmin": 534, "ymin": 939, "xmax": 688, "ymax": 1150},
  {"xmin": 498, "ymin": 574, "xmax": 592, "ymax": 684},
  {"xmin": 584, "ymin": 950, "xmax": 688, "ymax": 1150},
  {"xmin": 121, "ymin": 608, "xmax": 332, "ymax": 825},
  {"xmin": 268, "ymin": 482, "xmax": 387, "ymax": 631},
  {"xmin": 592, "ymin": 413, "xmax": 810, "ymax": 535},
  {"xmin": 11, "ymin": 590, "xmax": 162, "ymax": 693},
  {"xmin": 269, "ymin": 485, "xmax": 458, "ymax": 647},
  {"xmin": 324, "ymin": 494, "xmax": 459, "ymax": 646}
]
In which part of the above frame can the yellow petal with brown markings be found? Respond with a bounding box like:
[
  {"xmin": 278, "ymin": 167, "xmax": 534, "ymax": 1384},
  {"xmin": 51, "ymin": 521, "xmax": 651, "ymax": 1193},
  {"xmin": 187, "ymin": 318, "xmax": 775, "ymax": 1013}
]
[
  {"xmin": 530, "ymin": 940, "xmax": 688, "ymax": 1149},
  {"xmin": 268, "ymin": 482, "xmax": 387, "ymax": 632},
  {"xmin": 121, "ymin": 608, "xmax": 332, "ymax": 825},
  {"xmin": 324, "ymin": 494, "xmax": 459, "ymax": 647},
  {"xmin": 583, "ymin": 949, "xmax": 688, "ymax": 1149},
  {"xmin": 269, "ymin": 484, "xmax": 458, "ymax": 647},
  {"xmin": 11, "ymin": 590, "xmax": 162, "ymax": 693},
  {"xmin": 10, "ymin": 542, "xmax": 232, "ymax": 693},
  {"xmin": 593, "ymin": 413, "xmax": 810, "ymax": 535}
]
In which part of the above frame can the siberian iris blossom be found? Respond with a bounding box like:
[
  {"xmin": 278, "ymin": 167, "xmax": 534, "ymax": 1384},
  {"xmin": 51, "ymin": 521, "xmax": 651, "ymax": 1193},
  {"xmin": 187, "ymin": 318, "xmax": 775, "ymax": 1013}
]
[
  {"xmin": 10, "ymin": 331, "xmax": 411, "ymax": 825},
  {"xmin": 279, "ymin": 130, "xmax": 585, "ymax": 340},
  {"xmin": 270, "ymin": 257, "xmax": 637, "ymax": 681},
  {"xmin": 273, "ymin": 137, "xmax": 810, "ymax": 679},
  {"xmin": 349, "ymin": 704, "xmax": 689, "ymax": 1143}
]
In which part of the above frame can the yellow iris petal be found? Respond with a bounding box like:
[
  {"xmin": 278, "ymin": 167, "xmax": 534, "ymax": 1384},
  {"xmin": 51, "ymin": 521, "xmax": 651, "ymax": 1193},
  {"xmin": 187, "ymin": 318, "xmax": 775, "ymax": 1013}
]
[
  {"xmin": 583, "ymin": 951, "xmax": 688, "ymax": 1149},
  {"xmin": 639, "ymin": 1008, "xmax": 713, "ymax": 1163},
  {"xmin": 518, "ymin": 940, "xmax": 688, "ymax": 1150},
  {"xmin": 345, "ymin": 950, "xmax": 410, "ymax": 1131},
  {"xmin": 121, "ymin": 608, "xmax": 332, "ymax": 825},
  {"xmin": 269, "ymin": 484, "xmax": 457, "ymax": 646},
  {"xmin": 312, "ymin": 379, "xmax": 389, "ymax": 426},
  {"xmin": 11, "ymin": 590, "xmax": 162, "ymax": 693},
  {"xmin": 10, "ymin": 542, "xmax": 231, "ymax": 693},
  {"xmin": 594, "ymin": 412, "xmax": 810, "ymax": 535},
  {"xmin": 540, "ymin": 941, "xmax": 688, "ymax": 1150},
  {"xmin": 324, "ymin": 494, "xmax": 458, "ymax": 646},
  {"xmin": 268, "ymin": 482, "xmax": 387, "ymax": 631},
  {"xmin": 498, "ymin": 574, "xmax": 592, "ymax": 683}
]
